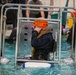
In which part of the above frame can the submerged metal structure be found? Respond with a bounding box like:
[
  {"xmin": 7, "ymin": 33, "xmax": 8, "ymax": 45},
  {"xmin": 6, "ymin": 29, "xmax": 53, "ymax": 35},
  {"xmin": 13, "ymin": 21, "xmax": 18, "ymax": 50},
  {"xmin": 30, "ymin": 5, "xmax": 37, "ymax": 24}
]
[{"xmin": 0, "ymin": 0, "xmax": 76, "ymax": 65}]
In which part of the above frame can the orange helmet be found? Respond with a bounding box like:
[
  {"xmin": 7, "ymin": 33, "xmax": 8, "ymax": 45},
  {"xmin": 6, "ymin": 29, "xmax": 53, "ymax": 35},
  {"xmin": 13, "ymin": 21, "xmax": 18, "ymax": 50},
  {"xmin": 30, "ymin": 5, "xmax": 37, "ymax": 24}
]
[
  {"xmin": 34, "ymin": 20, "xmax": 48, "ymax": 29},
  {"xmin": 71, "ymin": 11, "xmax": 76, "ymax": 17}
]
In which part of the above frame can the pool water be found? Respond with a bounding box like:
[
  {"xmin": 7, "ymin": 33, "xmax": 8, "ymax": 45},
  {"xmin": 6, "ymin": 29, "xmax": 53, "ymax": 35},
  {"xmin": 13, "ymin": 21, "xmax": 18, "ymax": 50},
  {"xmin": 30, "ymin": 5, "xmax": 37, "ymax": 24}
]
[{"xmin": 0, "ymin": 36, "xmax": 76, "ymax": 75}]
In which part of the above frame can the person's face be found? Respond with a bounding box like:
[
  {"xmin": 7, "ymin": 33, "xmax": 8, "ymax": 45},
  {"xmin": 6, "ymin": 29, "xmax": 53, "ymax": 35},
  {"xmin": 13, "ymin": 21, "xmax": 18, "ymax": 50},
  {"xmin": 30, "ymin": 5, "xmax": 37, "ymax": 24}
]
[{"xmin": 33, "ymin": 0, "xmax": 37, "ymax": 2}]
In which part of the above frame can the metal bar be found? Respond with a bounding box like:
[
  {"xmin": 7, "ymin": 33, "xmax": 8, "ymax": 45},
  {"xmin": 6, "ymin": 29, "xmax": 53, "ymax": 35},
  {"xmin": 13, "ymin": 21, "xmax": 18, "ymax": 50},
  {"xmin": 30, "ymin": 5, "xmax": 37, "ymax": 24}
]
[
  {"xmin": 4, "ymin": 5, "xmax": 75, "ymax": 13},
  {"xmin": 20, "ymin": 20, "xmax": 58, "ymax": 24},
  {"xmin": 3, "ymin": 7, "xmax": 76, "ymax": 14},
  {"xmin": 72, "ymin": 19, "xmax": 76, "ymax": 62},
  {"xmin": 0, "ymin": 3, "xmax": 4, "ymax": 57},
  {"xmin": 55, "ymin": 10, "xmax": 60, "ymax": 61},
  {"xmin": 19, "ymin": 17, "xmax": 61, "ymax": 22},
  {"xmin": 1, "ymin": 10, "xmax": 7, "ymax": 57},
  {"xmin": 17, "ymin": 58, "xmax": 59, "ymax": 64},
  {"xmin": 21, "ymin": 8, "xmax": 59, "ymax": 12},
  {"xmin": 75, "ymin": 32, "xmax": 76, "ymax": 63},
  {"xmin": 8, "ymin": 3, "xmax": 76, "ymax": 9},
  {"xmin": 15, "ymin": 5, "xmax": 21, "ymax": 65},
  {"xmin": 6, "ymin": 7, "xmax": 59, "ymax": 12},
  {"xmin": 1, "ymin": 3, "xmax": 76, "ymax": 10},
  {"xmin": 58, "ymin": 8, "xmax": 62, "ymax": 64},
  {"xmin": 73, "ymin": 0, "xmax": 76, "ymax": 63}
]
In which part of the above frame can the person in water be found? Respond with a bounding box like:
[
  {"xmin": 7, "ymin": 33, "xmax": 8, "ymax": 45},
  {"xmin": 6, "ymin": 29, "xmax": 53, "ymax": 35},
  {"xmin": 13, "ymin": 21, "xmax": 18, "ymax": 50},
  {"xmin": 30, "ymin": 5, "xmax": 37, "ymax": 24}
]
[{"xmin": 31, "ymin": 20, "xmax": 55, "ymax": 60}]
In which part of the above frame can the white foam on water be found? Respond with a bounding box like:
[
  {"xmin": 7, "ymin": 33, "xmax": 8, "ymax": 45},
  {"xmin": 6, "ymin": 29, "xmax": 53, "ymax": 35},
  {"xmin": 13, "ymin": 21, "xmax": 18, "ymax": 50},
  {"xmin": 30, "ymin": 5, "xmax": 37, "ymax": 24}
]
[
  {"xmin": 0, "ymin": 57, "xmax": 10, "ymax": 64},
  {"xmin": 63, "ymin": 58, "xmax": 74, "ymax": 64}
]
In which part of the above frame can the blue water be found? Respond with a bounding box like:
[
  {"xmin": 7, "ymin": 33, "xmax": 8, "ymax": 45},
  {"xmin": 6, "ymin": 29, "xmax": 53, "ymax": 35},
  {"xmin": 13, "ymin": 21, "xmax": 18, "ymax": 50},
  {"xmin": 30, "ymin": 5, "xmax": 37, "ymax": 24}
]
[{"xmin": 0, "ymin": 36, "xmax": 76, "ymax": 75}]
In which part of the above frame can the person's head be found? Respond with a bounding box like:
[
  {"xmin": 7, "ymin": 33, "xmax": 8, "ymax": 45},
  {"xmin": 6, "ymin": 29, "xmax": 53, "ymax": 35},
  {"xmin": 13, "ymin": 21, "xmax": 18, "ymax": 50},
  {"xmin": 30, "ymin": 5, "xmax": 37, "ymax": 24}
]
[
  {"xmin": 33, "ymin": 20, "xmax": 48, "ymax": 29},
  {"xmin": 32, "ymin": 0, "xmax": 38, "ymax": 2}
]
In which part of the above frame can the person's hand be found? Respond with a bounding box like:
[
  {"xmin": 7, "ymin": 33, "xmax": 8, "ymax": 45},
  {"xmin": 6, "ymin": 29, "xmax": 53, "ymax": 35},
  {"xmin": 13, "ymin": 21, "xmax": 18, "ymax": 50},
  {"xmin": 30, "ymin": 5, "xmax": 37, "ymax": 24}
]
[{"xmin": 34, "ymin": 26, "xmax": 42, "ymax": 33}]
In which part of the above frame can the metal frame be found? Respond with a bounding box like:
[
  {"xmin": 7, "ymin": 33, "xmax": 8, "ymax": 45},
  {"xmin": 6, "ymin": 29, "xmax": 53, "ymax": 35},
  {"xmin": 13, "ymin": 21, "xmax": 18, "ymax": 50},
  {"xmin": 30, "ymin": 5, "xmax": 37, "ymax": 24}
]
[
  {"xmin": 16, "ymin": 5, "xmax": 62, "ymax": 65},
  {"xmin": 0, "ymin": 3, "xmax": 76, "ymax": 66}
]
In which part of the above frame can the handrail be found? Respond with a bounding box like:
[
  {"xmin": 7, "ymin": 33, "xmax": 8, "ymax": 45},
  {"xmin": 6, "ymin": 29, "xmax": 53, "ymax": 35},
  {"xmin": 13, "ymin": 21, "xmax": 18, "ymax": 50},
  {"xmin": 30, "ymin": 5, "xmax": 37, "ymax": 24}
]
[{"xmin": 1, "ymin": 3, "xmax": 75, "ymax": 10}]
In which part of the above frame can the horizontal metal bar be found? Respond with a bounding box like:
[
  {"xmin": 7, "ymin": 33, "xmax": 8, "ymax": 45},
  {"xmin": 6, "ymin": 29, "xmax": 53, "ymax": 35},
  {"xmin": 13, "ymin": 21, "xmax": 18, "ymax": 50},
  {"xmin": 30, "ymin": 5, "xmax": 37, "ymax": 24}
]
[
  {"xmin": 19, "ymin": 17, "xmax": 60, "ymax": 22},
  {"xmin": 4, "ymin": 6, "xmax": 59, "ymax": 12},
  {"xmin": 4, "ymin": 6, "xmax": 75, "ymax": 13},
  {"xmin": 22, "ymin": 8, "xmax": 59, "ymax": 12},
  {"xmin": 17, "ymin": 58, "xmax": 59, "ymax": 64},
  {"xmin": 3, "ymin": 3, "xmax": 75, "ymax": 10},
  {"xmin": 20, "ymin": 20, "xmax": 58, "ymax": 25}
]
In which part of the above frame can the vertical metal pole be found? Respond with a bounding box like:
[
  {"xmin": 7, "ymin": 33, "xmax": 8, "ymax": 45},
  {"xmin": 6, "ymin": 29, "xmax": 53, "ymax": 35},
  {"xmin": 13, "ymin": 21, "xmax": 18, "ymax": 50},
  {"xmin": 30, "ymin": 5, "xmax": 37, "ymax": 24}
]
[
  {"xmin": 15, "ymin": 5, "xmax": 20, "ymax": 65},
  {"xmin": 73, "ymin": 0, "xmax": 76, "ymax": 64},
  {"xmin": 0, "ymin": 12, "xmax": 2, "ymax": 57},
  {"xmin": 71, "ymin": 20, "xmax": 74, "ymax": 58},
  {"xmin": 1, "ymin": 11, "xmax": 7, "ymax": 57},
  {"xmin": 74, "ymin": 24, "xmax": 76, "ymax": 63},
  {"xmin": 0, "ymin": 5, "xmax": 4, "ymax": 57},
  {"xmin": 74, "ymin": 30, "xmax": 76, "ymax": 63},
  {"xmin": 17, "ymin": 7, "xmax": 22, "ymax": 56},
  {"xmin": 58, "ymin": 8, "xmax": 62, "ymax": 64},
  {"xmin": 74, "ymin": 16, "xmax": 76, "ymax": 63},
  {"xmin": 57, "ymin": 11, "xmax": 60, "ymax": 59}
]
